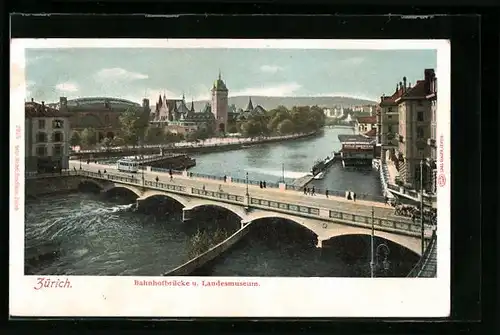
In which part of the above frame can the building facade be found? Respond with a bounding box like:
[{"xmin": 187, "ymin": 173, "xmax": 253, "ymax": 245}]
[
  {"xmin": 378, "ymin": 81, "xmax": 405, "ymax": 163},
  {"xmin": 355, "ymin": 115, "xmax": 377, "ymax": 133},
  {"xmin": 25, "ymin": 100, "xmax": 71, "ymax": 173},
  {"xmin": 425, "ymin": 69, "xmax": 438, "ymax": 193},
  {"xmin": 395, "ymin": 70, "xmax": 436, "ymax": 191}
]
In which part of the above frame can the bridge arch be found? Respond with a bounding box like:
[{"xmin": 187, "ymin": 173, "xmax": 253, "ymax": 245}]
[
  {"xmin": 321, "ymin": 229, "xmax": 422, "ymax": 256},
  {"xmin": 78, "ymin": 178, "xmax": 107, "ymax": 191},
  {"xmin": 137, "ymin": 190, "xmax": 190, "ymax": 208},
  {"xmin": 185, "ymin": 201, "xmax": 248, "ymax": 220},
  {"xmin": 103, "ymin": 185, "xmax": 142, "ymax": 198},
  {"xmin": 243, "ymin": 211, "xmax": 319, "ymax": 238}
]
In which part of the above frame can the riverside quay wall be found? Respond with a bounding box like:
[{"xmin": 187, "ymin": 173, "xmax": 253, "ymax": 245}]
[
  {"xmin": 72, "ymin": 131, "xmax": 322, "ymax": 160},
  {"xmin": 25, "ymin": 175, "xmax": 84, "ymax": 198},
  {"xmin": 163, "ymin": 224, "xmax": 251, "ymax": 276}
]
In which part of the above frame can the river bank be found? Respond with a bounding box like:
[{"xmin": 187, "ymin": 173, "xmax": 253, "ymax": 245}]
[{"xmin": 72, "ymin": 130, "xmax": 322, "ymax": 160}]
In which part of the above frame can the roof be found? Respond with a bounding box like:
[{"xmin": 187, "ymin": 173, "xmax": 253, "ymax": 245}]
[
  {"xmin": 246, "ymin": 97, "xmax": 254, "ymax": 111},
  {"xmin": 212, "ymin": 74, "xmax": 228, "ymax": 91},
  {"xmin": 25, "ymin": 102, "xmax": 71, "ymax": 118},
  {"xmin": 357, "ymin": 115, "xmax": 376, "ymax": 124},
  {"xmin": 364, "ymin": 128, "xmax": 377, "ymax": 137},
  {"xmin": 338, "ymin": 134, "xmax": 375, "ymax": 144},
  {"xmin": 396, "ymin": 80, "xmax": 427, "ymax": 101},
  {"xmin": 66, "ymin": 97, "xmax": 141, "ymax": 108}
]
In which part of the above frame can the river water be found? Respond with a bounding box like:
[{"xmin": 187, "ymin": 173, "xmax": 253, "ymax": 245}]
[{"xmin": 25, "ymin": 128, "xmax": 419, "ymax": 277}]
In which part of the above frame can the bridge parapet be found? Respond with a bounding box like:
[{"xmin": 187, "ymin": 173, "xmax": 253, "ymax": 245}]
[{"xmin": 27, "ymin": 170, "xmax": 431, "ymax": 244}]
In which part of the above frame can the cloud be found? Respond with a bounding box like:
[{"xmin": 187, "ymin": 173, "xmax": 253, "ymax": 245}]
[
  {"xmin": 259, "ymin": 65, "xmax": 283, "ymax": 73},
  {"xmin": 55, "ymin": 82, "xmax": 79, "ymax": 93},
  {"xmin": 231, "ymin": 82, "xmax": 302, "ymax": 97},
  {"xmin": 94, "ymin": 68, "xmax": 149, "ymax": 81},
  {"xmin": 316, "ymin": 92, "xmax": 378, "ymax": 102},
  {"xmin": 339, "ymin": 57, "xmax": 365, "ymax": 66}
]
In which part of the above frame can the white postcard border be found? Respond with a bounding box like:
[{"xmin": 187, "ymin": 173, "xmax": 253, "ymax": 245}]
[{"xmin": 10, "ymin": 39, "xmax": 451, "ymax": 318}]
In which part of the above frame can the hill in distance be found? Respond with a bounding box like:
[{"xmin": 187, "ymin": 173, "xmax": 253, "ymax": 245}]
[{"xmin": 192, "ymin": 96, "xmax": 377, "ymax": 112}]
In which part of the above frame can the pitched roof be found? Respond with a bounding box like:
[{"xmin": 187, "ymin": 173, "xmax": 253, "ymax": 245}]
[
  {"xmin": 364, "ymin": 128, "xmax": 377, "ymax": 137},
  {"xmin": 246, "ymin": 97, "xmax": 254, "ymax": 111},
  {"xmin": 397, "ymin": 80, "xmax": 427, "ymax": 101},
  {"xmin": 357, "ymin": 115, "xmax": 376, "ymax": 124},
  {"xmin": 25, "ymin": 102, "xmax": 71, "ymax": 118}
]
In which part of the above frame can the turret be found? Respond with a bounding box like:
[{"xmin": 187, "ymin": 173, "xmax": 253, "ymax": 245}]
[{"xmin": 246, "ymin": 97, "xmax": 254, "ymax": 111}]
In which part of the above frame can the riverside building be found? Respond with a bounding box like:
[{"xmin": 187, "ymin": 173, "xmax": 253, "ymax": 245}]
[{"xmin": 25, "ymin": 99, "xmax": 72, "ymax": 173}]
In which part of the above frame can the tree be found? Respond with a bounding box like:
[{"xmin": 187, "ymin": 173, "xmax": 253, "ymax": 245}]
[
  {"xmin": 276, "ymin": 119, "xmax": 295, "ymax": 135},
  {"xmin": 227, "ymin": 124, "xmax": 238, "ymax": 134},
  {"xmin": 100, "ymin": 137, "xmax": 113, "ymax": 150},
  {"xmin": 69, "ymin": 132, "xmax": 81, "ymax": 147},
  {"xmin": 118, "ymin": 107, "xmax": 147, "ymax": 146},
  {"xmin": 112, "ymin": 136, "xmax": 125, "ymax": 147},
  {"xmin": 80, "ymin": 128, "xmax": 97, "ymax": 148}
]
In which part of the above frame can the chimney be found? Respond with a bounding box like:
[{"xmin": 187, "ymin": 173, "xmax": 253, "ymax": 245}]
[
  {"xmin": 403, "ymin": 76, "xmax": 407, "ymax": 91},
  {"xmin": 399, "ymin": 81, "xmax": 403, "ymax": 91},
  {"xmin": 424, "ymin": 68, "xmax": 435, "ymax": 94},
  {"xmin": 31, "ymin": 98, "xmax": 34, "ymax": 102},
  {"xmin": 41, "ymin": 101, "xmax": 45, "ymax": 106}
]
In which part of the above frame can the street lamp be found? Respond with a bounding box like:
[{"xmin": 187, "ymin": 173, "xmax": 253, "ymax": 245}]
[
  {"xmin": 79, "ymin": 154, "xmax": 82, "ymax": 170},
  {"xmin": 376, "ymin": 244, "xmax": 391, "ymax": 273},
  {"xmin": 141, "ymin": 140, "xmax": 145, "ymax": 186},
  {"xmin": 245, "ymin": 172, "xmax": 249, "ymax": 196},
  {"xmin": 370, "ymin": 206, "xmax": 375, "ymax": 278},
  {"xmin": 420, "ymin": 158, "xmax": 424, "ymax": 255},
  {"xmin": 281, "ymin": 163, "xmax": 285, "ymax": 183}
]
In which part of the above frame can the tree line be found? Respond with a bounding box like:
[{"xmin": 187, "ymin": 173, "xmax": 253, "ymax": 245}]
[
  {"xmin": 231, "ymin": 105, "xmax": 326, "ymax": 138},
  {"xmin": 70, "ymin": 104, "xmax": 326, "ymax": 149}
]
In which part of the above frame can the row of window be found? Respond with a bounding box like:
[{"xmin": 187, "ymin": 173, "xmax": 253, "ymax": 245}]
[
  {"xmin": 387, "ymin": 108, "xmax": 424, "ymax": 122},
  {"xmin": 37, "ymin": 119, "xmax": 65, "ymax": 130},
  {"xmin": 36, "ymin": 132, "xmax": 64, "ymax": 143},
  {"xmin": 35, "ymin": 145, "xmax": 63, "ymax": 157},
  {"xmin": 397, "ymin": 126, "xmax": 426, "ymax": 139}
]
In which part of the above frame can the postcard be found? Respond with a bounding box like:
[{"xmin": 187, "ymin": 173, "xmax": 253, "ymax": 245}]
[{"xmin": 10, "ymin": 38, "xmax": 450, "ymax": 318}]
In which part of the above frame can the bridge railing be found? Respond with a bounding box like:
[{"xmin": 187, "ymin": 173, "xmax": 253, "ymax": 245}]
[
  {"xmin": 150, "ymin": 167, "xmax": 184, "ymax": 175},
  {"xmin": 407, "ymin": 229, "xmax": 437, "ymax": 277},
  {"xmin": 29, "ymin": 170, "xmax": 428, "ymax": 236}
]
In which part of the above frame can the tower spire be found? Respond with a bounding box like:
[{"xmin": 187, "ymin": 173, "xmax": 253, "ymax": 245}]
[
  {"xmin": 218, "ymin": 69, "xmax": 221, "ymax": 80},
  {"xmin": 190, "ymin": 99, "xmax": 195, "ymax": 112}
]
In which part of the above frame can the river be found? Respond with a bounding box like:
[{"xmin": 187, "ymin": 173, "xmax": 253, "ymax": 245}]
[{"xmin": 25, "ymin": 128, "xmax": 419, "ymax": 277}]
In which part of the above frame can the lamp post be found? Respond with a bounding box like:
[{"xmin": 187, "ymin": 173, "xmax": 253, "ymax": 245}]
[
  {"xmin": 420, "ymin": 158, "xmax": 424, "ymax": 255},
  {"xmin": 281, "ymin": 163, "xmax": 285, "ymax": 183},
  {"xmin": 245, "ymin": 172, "xmax": 249, "ymax": 196},
  {"xmin": 376, "ymin": 244, "xmax": 391, "ymax": 273},
  {"xmin": 370, "ymin": 206, "xmax": 375, "ymax": 278},
  {"xmin": 79, "ymin": 154, "xmax": 82, "ymax": 170},
  {"xmin": 141, "ymin": 139, "xmax": 145, "ymax": 186}
]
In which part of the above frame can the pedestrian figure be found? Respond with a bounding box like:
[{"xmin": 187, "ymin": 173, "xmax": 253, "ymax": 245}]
[
  {"xmin": 170, "ymin": 174, "xmax": 173, "ymax": 181},
  {"xmin": 73, "ymin": 166, "xmax": 77, "ymax": 172},
  {"xmin": 224, "ymin": 175, "xmax": 227, "ymax": 183},
  {"xmin": 103, "ymin": 169, "xmax": 107, "ymax": 174},
  {"xmin": 325, "ymin": 190, "xmax": 329, "ymax": 198},
  {"xmin": 219, "ymin": 185, "xmax": 223, "ymax": 192},
  {"xmin": 263, "ymin": 181, "xmax": 266, "ymax": 188},
  {"xmin": 190, "ymin": 172, "xmax": 193, "ymax": 178},
  {"xmin": 155, "ymin": 176, "xmax": 159, "ymax": 184},
  {"xmin": 303, "ymin": 187, "xmax": 307, "ymax": 195},
  {"xmin": 95, "ymin": 160, "xmax": 97, "ymax": 164},
  {"xmin": 98, "ymin": 169, "xmax": 101, "ymax": 175},
  {"xmin": 347, "ymin": 191, "xmax": 352, "ymax": 200},
  {"xmin": 312, "ymin": 186, "xmax": 316, "ymax": 196},
  {"xmin": 202, "ymin": 185, "xmax": 206, "ymax": 191},
  {"xmin": 353, "ymin": 192, "xmax": 356, "ymax": 202},
  {"xmin": 259, "ymin": 181, "xmax": 263, "ymax": 189}
]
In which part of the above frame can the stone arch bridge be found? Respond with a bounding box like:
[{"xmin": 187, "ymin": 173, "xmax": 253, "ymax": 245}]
[{"xmin": 72, "ymin": 172, "xmax": 432, "ymax": 256}]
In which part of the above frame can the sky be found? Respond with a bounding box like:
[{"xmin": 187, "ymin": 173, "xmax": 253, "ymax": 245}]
[{"xmin": 25, "ymin": 48, "xmax": 437, "ymax": 105}]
